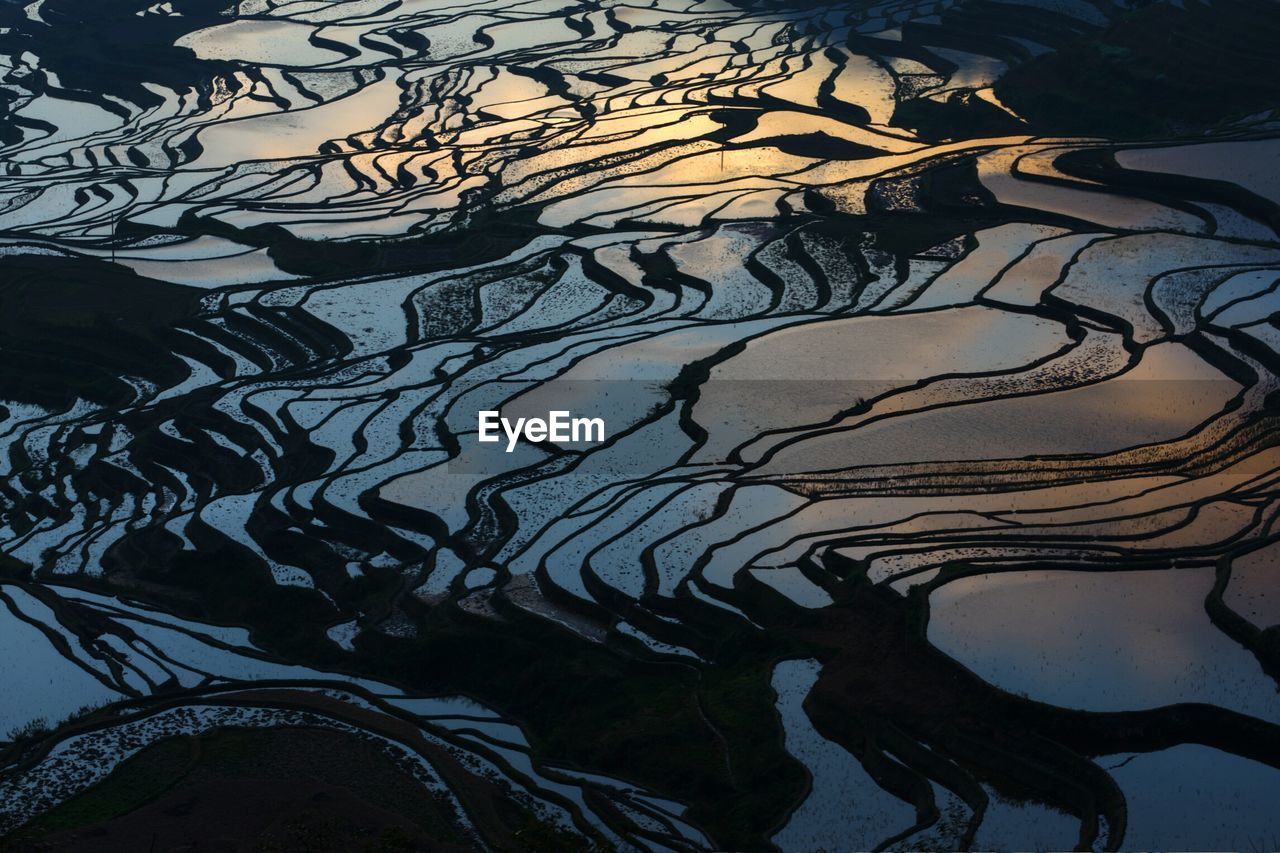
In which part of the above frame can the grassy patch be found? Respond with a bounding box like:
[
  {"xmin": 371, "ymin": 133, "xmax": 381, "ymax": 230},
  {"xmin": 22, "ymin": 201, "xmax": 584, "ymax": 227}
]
[{"xmin": 20, "ymin": 735, "xmax": 195, "ymax": 836}]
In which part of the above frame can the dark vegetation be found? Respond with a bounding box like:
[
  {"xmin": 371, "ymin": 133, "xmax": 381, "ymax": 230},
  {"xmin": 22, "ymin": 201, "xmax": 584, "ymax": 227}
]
[
  {"xmin": 8, "ymin": 727, "xmax": 475, "ymax": 852},
  {"xmin": 0, "ymin": 0, "xmax": 236, "ymax": 121},
  {"xmin": 996, "ymin": 0, "xmax": 1280, "ymax": 138},
  {"xmin": 340, "ymin": 593, "xmax": 807, "ymax": 849},
  {"xmin": 0, "ymin": 257, "xmax": 200, "ymax": 409},
  {"xmin": 11, "ymin": 551, "xmax": 811, "ymax": 849}
]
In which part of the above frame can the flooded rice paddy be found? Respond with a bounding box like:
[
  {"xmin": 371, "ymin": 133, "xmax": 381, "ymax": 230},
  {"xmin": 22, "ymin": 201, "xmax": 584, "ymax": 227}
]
[{"xmin": 1, "ymin": 0, "xmax": 1279, "ymax": 847}]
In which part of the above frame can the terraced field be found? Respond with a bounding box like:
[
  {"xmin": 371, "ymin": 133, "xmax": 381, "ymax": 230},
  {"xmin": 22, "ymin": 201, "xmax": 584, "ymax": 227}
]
[{"xmin": 2, "ymin": 0, "xmax": 1279, "ymax": 848}]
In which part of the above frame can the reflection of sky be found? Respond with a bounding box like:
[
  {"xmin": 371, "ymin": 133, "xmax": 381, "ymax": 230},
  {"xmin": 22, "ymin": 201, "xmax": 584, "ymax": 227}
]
[
  {"xmin": 927, "ymin": 567, "xmax": 1280, "ymax": 723},
  {"xmin": 771, "ymin": 659, "xmax": 916, "ymax": 850},
  {"xmin": 751, "ymin": 338, "xmax": 1240, "ymax": 476},
  {"xmin": 187, "ymin": 74, "xmax": 405, "ymax": 168},
  {"xmin": 1117, "ymin": 139, "xmax": 1280, "ymax": 207},
  {"xmin": 0, "ymin": 590, "xmax": 121, "ymax": 735},
  {"xmin": 1103, "ymin": 745, "xmax": 1280, "ymax": 851}
]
